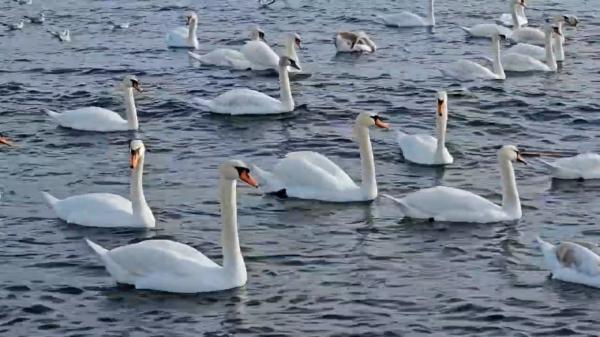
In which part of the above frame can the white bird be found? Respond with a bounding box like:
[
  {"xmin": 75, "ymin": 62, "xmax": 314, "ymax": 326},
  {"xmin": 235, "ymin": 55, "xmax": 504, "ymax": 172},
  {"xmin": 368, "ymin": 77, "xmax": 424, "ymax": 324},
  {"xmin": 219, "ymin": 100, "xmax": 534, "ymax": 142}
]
[
  {"xmin": 497, "ymin": 0, "xmax": 527, "ymax": 27},
  {"xmin": 241, "ymin": 32, "xmax": 302, "ymax": 72},
  {"xmin": 166, "ymin": 11, "xmax": 199, "ymax": 49},
  {"xmin": 194, "ymin": 57, "xmax": 299, "ymax": 115},
  {"xmin": 537, "ymin": 237, "xmax": 600, "ymax": 288},
  {"xmin": 397, "ymin": 91, "xmax": 453, "ymax": 165},
  {"xmin": 507, "ymin": 1, "xmax": 559, "ymax": 45},
  {"xmin": 187, "ymin": 25, "xmax": 266, "ymax": 69},
  {"xmin": 49, "ymin": 29, "xmax": 70, "ymax": 42},
  {"xmin": 0, "ymin": 20, "xmax": 24, "ymax": 31},
  {"xmin": 42, "ymin": 140, "xmax": 155, "ymax": 228},
  {"xmin": 251, "ymin": 112, "xmax": 389, "ymax": 202},
  {"xmin": 108, "ymin": 21, "xmax": 130, "ymax": 30},
  {"xmin": 335, "ymin": 31, "xmax": 376, "ymax": 53},
  {"xmin": 377, "ymin": 0, "xmax": 435, "ymax": 27},
  {"xmin": 24, "ymin": 13, "xmax": 44, "ymax": 24},
  {"xmin": 85, "ymin": 159, "xmax": 258, "ymax": 293},
  {"xmin": 539, "ymin": 153, "xmax": 600, "ymax": 180},
  {"xmin": 440, "ymin": 33, "xmax": 506, "ymax": 81},
  {"xmin": 45, "ymin": 75, "xmax": 143, "ymax": 131},
  {"xmin": 502, "ymin": 23, "xmax": 558, "ymax": 72},
  {"xmin": 383, "ymin": 145, "xmax": 528, "ymax": 223}
]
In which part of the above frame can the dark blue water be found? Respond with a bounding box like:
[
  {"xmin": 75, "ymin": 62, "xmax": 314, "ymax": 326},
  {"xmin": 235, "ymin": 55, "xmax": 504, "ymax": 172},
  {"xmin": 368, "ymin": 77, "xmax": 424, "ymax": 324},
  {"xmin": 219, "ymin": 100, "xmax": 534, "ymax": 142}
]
[{"xmin": 2, "ymin": 0, "xmax": 600, "ymax": 336}]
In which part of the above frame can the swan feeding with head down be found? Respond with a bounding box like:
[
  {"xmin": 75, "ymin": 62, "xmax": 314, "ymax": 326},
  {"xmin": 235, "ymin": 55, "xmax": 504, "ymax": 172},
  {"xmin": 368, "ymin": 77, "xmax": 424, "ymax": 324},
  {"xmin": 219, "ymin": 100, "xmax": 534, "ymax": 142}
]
[
  {"xmin": 383, "ymin": 145, "xmax": 533, "ymax": 223},
  {"xmin": 42, "ymin": 140, "xmax": 155, "ymax": 228},
  {"xmin": 45, "ymin": 75, "xmax": 143, "ymax": 132},
  {"xmin": 441, "ymin": 33, "xmax": 506, "ymax": 81},
  {"xmin": 194, "ymin": 56, "xmax": 299, "ymax": 115},
  {"xmin": 166, "ymin": 11, "xmax": 199, "ymax": 49},
  {"xmin": 251, "ymin": 112, "xmax": 389, "ymax": 202},
  {"xmin": 335, "ymin": 31, "xmax": 376, "ymax": 53},
  {"xmin": 377, "ymin": 0, "xmax": 435, "ymax": 27},
  {"xmin": 85, "ymin": 160, "xmax": 258, "ymax": 293},
  {"xmin": 537, "ymin": 237, "xmax": 600, "ymax": 288},
  {"xmin": 397, "ymin": 91, "xmax": 453, "ymax": 165},
  {"xmin": 502, "ymin": 23, "xmax": 559, "ymax": 72}
]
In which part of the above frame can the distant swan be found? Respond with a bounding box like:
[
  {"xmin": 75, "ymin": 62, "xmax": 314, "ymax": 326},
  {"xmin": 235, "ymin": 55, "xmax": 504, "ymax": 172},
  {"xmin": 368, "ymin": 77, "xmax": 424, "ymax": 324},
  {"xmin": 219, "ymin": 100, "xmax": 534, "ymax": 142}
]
[
  {"xmin": 335, "ymin": 31, "xmax": 376, "ymax": 53},
  {"xmin": 377, "ymin": 0, "xmax": 435, "ymax": 27},
  {"xmin": 497, "ymin": 0, "xmax": 527, "ymax": 27},
  {"xmin": 537, "ymin": 237, "xmax": 600, "ymax": 288},
  {"xmin": 166, "ymin": 11, "xmax": 199, "ymax": 49},
  {"xmin": 440, "ymin": 33, "xmax": 506, "ymax": 81}
]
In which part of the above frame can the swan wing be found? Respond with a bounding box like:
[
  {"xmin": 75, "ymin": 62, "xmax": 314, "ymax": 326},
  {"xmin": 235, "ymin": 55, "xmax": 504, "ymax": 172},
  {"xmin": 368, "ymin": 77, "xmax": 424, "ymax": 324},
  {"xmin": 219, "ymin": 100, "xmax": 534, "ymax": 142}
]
[
  {"xmin": 544, "ymin": 154, "xmax": 600, "ymax": 179},
  {"xmin": 510, "ymin": 27, "xmax": 544, "ymax": 44},
  {"xmin": 53, "ymin": 193, "xmax": 134, "ymax": 227},
  {"xmin": 208, "ymin": 88, "xmax": 284, "ymax": 115},
  {"xmin": 49, "ymin": 107, "xmax": 128, "ymax": 131},
  {"xmin": 166, "ymin": 26, "xmax": 190, "ymax": 47},
  {"xmin": 502, "ymin": 53, "xmax": 550, "ymax": 72},
  {"xmin": 397, "ymin": 132, "xmax": 438, "ymax": 164},
  {"xmin": 538, "ymin": 238, "xmax": 600, "ymax": 288},
  {"xmin": 192, "ymin": 49, "xmax": 249, "ymax": 67},
  {"xmin": 443, "ymin": 60, "xmax": 497, "ymax": 80},
  {"xmin": 505, "ymin": 43, "xmax": 545, "ymax": 61},
  {"xmin": 241, "ymin": 40, "xmax": 279, "ymax": 70}
]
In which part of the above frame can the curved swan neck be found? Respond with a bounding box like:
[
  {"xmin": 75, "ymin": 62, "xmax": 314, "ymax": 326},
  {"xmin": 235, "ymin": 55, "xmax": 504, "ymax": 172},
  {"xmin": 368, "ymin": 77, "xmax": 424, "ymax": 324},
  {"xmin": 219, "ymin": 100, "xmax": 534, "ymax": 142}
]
[
  {"xmin": 278, "ymin": 67, "xmax": 294, "ymax": 111},
  {"xmin": 219, "ymin": 178, "xmax": 245, "ymax": 272},
  {"xmin": 427, "ymin": 0, "xmax": 435, "ymax": 25},
  {"xmin": 435, "ymin": 111, "xmax": 448, "ymax": 157},
  {"xmin": 499, "ymin": 158, "xmax": 521, "ymax": 217},
  {"xmin": 188, "ymin": 20, "xmax": 197, "ymax": 43},
  {"xmin": 553, "ymin": 30, "xmax": 565, "ymax": 61},
  {"xmin": 130, "ymin": 154, "xmax": 148, "ymax": 214},
  {"xmin": 545, "ymin": 30, "xmax": 557, "ymax": 70},
  {"xmin": 354, "ymin": 124, "xmax": 377, "ymax": 200},
  {"xmin": 124, "ymin": 87, "xmax": 138, "ymax": 129},
  {"xmin": 492, "ymin": 37, "xmax": 505, "ymax": 79}
]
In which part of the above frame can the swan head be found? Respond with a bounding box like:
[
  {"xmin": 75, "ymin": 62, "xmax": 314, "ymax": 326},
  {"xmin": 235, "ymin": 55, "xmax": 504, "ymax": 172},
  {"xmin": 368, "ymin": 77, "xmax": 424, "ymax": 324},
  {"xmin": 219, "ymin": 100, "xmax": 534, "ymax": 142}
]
[
  {"xmin": 122, "ymin": 75, "xmax": 142, "ymax": 92},
  {"xmin": 499, "ymin": 145, "xmax": 527, "ymax": 165},
  {"xmin": 514, "ymin": 0, "xmax": 526, "ymax": 8},
  {"xmin": 220, "ymin": 160, "xmax": 259, "ymax": 187},
  {"xmin": 249, "ymin": 24, "xmax": 266, "ymax": 41},
  {"xmin": 356, "ymin": 111, "xmax": 389, "ymax": 129},
  {"xmin": 288, "ymin": 33, "xmax": 301, "ymax": 49},
  {"xmin": 278, "ymin": 56, "xmax": 300, "ymax": 70},
  {"xmin": 129, "ymin": 139, "xmax": 145, "ymax": 169},
  {"xmin": 436, "ymin": 91, "xmax": 448, "ymax": 118},
  {"xmin": 185, "ymin": 12, "xmax": 198, "ymax": 26},
  {"xmin": 554, "ymin": 15, "xmax": 578, "ymax": 27},
  {"xmin": 0, "ymin": 133, "xmax": 13, "ymax": 146}
]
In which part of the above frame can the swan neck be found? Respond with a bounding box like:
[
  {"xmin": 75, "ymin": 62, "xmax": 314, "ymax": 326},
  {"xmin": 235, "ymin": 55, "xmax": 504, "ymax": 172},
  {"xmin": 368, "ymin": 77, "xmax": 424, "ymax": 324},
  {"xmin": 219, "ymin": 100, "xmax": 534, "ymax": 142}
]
[
  {"xmin": 499, "ymin": 158, "xmax": 521, "ymax": 217},
  {"xmin": 124, "ymin": 87, "xmax": 138, "ymax": 129},
  {"xmin": 188, "ymin": 20, "xmax": 197, "ymax": 42},
  {"xmin": 130, "ymin": 154, "xmax": 147, "ymax": 214},
  {"xmin": 285, "ymin": 39, "xmax": 299, "ymax": 64},
  {"xmin": 492, "ymin": 38, "xmax": 505, "ymax": 78},
  {"xmin": 219, "ymin": 178, "xmax": 245, "ymax": 272},
  {"xmin": 553, "ymin": 31, "xmax": 565, "ymax": 61},
  {"xmin": 279, "ymin": 67, "xmax": 294, "ymax": 111},
  {"xmin": 427, "ymin": 0, "xmax": 435, "ymax": 25},
  {"xmin": 354, "ymin": 124, "xmax": 377, "ymax": 200},
  {"xmin": 511, "ymin": 4, "xmax": 521, "ymax": 29},
  {"xmin": 435, "ymin": 112, "xmax": 447, "ymax": 157},
  {"xmin": 545, "ymin": 30, "xmax": 557, "ymax": 70}
]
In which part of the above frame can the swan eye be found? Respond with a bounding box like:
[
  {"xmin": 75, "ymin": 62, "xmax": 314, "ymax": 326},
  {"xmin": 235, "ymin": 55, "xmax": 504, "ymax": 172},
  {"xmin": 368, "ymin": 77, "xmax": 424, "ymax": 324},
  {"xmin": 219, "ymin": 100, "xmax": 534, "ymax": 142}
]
[
  {"xmin": 295, "ymin": 37, "xmax": 301, "ymax": 45},
  {"xmin": 258, "ymin": 31, "xmax": 265, "ymax": 39},
  {"xmin": 371, "ymin": 115, "xmax": 380, "ymax": 121}
]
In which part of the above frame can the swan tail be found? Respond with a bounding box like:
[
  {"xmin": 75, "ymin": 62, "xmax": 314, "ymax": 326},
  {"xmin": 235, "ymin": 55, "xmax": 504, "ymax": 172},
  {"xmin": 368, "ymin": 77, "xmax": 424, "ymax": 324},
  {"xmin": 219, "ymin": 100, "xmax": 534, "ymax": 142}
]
[
  {"xmin": 193, "ymin": 98, "xmax": 212, "ymax": 109},
  {"xmin": 44, "ymin": 108, "xmax": 60, "ymax": 119},
  {"xmin": 250, "ymin": 164, "xmax": 283, "ymax": 193},
  {"xmin": 459, "ymin": 26, "xmax": 471, "ymax": 34},
  {"xmin": 187, "ymin": 51, "xmax": 203, "ymax": 62},
  {"xmin": 41, "ymin": 191, "xmax": 59, "ymax": 209},
  {"xmin": 85, "ymin": 238, "xmax": 109, "ymax": 257}
]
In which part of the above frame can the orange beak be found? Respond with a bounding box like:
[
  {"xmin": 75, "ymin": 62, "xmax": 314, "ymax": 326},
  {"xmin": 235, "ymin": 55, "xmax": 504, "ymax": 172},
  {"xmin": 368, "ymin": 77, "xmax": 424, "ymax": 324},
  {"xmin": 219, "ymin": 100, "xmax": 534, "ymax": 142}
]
[
  {"xmin": 0, "ymin": 135, "xmax": 13, "ymax": 146},
  {"xmin": 239, "ymin": 170, "xmax": 259, "ymax": 187},
  {"xmin": 295, "ymin": 38, "xmax": 301, "ymax": 49},
  {"xmin": 374, "ymin": 118, "xmax": 389, "ymax": 129},
  {"xmin": 516, "ymin": 153, "xmax": 528, "ymax": 165},
  {"xmin": 130, "ymin": 151, "xmax": 140, "ymax": 169}
]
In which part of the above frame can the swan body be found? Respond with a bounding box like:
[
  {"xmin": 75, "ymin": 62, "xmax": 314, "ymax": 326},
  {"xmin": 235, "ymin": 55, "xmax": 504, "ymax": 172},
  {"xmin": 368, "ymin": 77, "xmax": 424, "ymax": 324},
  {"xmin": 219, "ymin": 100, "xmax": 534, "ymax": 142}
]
[
  {"xmin": 45, "ymin": 75, "xmax": 142, "ymax": 131},
  {"xmin": 441, "ymin": 34, "xmax": 505, "ymax": 80},
  {"xmin": 335, "ymin": 31, "xmax": 376, "ymax": 53},
  {"xmin": 539, "ymin": 153, "xmax": 600, "ymax": 180},
  {"xmin": 241, "ymin": 32, "xmax": 302, "ymax": 72},
  {"xmin": 397, "ymin": 91, "xmax": 453, "ymax": 165},
  {"xmin": 194, "ymin": 57, "xmax": 298, "ymax": 115},
  {"xmin": 85, "ymin": 160, "xmax": 258, "ymax": 293},
  {"xmin": 503, "ymin": 23, "xmax": 558, "ymax": 72},
  {"xmin": 505, "ymin": 25, "xmax": 564, "ymax": 63},
  {"xmin": 251, "ymin": 112, "xmax": 389, "ymax": 202},
  {"xmin": 537, "ymin": 237, "xmax": 600, "ymax": 288},
  {"xmin": 166, "ymin": 12, "xmax": 199, "ymax": 49},
  {"xmin": 42, "ymin": 140, "xmax": 155, "ymax": 228},
  {"xmin": 383, "ymin": 145, "xmax": 526, "ymax": 223},
  {"xmin": 377, "ymin": 0, "xmax": 435, "ymax": 27},
  {"xmin": 460, "ymin": 24, "xmax": 512, "ymax": 38}
]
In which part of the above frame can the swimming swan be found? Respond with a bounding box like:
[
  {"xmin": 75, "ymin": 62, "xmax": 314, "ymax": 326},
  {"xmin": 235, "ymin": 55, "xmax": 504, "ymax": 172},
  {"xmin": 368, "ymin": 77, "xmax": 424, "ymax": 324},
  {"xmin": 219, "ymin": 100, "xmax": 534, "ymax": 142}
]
[
  {"xmin": 537, "ymin": 237, "xmax": 600, "ymax": 288},
  {"xmin": 441, "ymin": 33, "xmax": 506, "ymax": 80},
  {"xmin": 397, "ymin": 91, "xmax": 453, "ymax": 165},
  {"xmin": 377, "ymin": 0, "xmax": 435, "ymax": 27},
  {"xmin": 539, "ymin": 153, "xmax": 600, "ymax": 180},
  {"xmin": 194, "ymin": 56, "xmax": 299, "ymax": 115},
  {"xmin": 42, "ymin": 140, "xmax": 155, "ymax": 228},
  {"xmin": 497, "ymin": 0, "xmax": 527, "ymax": 27},
  {"xmin": 383, "ymin": 145, "xmax": 530, "ymax": 223},
  {"xmin": 45, "ymin": 75, "xmax": 143, "ymax": 132},
  {"xmin": 502, "ymin": 23, "xmax": 559, "ymax": 72},
  {"xmin": 251, "ymin": 112, "xmax": 389, "ymax": 202},
  {"xmin": 335, "ymin": 31, "xmax": 376, "ymax": 53},
  {"xmin": 166, "ymin": 11, "xmax": 199, "ymax": 49},
  {"xmin": 240, "ymin": 32, "xmax": 302, "ymax": 72},
  {"xmin": 85, "ymin": 160, "xmax": 258, "ymax": 293}
]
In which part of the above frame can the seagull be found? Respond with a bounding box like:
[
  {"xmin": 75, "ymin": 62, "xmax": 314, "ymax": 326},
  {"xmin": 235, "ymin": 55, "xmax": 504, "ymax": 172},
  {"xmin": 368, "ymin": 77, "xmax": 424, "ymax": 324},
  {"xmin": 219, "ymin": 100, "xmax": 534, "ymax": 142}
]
[
  {"xmin": 0, "ymin": 20, "xmax": 25, "ymax": 31},
  {"xmin": 108, "ymin": 21, "xmax": 130, "ymax": 30},
  {"xmin": 49, "ymin": 29, "xmax": 70, "ymax": 42},
  {"xmin": 24, "ymin": 13, "xmax": 45, "ymax": 24}
]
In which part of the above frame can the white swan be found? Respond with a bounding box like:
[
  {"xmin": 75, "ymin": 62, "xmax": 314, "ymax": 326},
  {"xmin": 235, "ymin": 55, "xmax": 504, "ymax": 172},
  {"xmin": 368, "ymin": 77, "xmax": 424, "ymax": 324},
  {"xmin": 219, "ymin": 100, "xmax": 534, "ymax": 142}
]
[
  {"xmin": 251, "ymin": 112, "xmax": 389, "ymax": 202},
  {"xmin": 335, "ymin": 31, "xmax": 376, "ymax": 53},
  {"xmin": 49, "ymin": 29, "xmax": 70, "ymax": 42},
  {"xmin": 539, "ymin": 153, "xmax": 600, "ymax": 180},
  {"xmin": 460, "ymin": 23, "xmax": 512, "ymax": 39},
  {"xmin": 497, "ymin": 0, "xmax": 527, "ymax": 27},
  {"xmin": 377, "ymin": 0, "xmax": 435, "ymax": 27},
  {"xmin": 194, "ymin": 57, "xmax": 299, "ymax": 115},
  {"xmin": 537, "ymin": 237, "xmax": 600, "ymax": 288},
  {"xmin": 383, "ymin": 145, "xmax": 528, "ymax": 223},
  {"xmin": 85, "ymin": 160, "xmax": 258, "ymax": 293},
  {"xmin": 187, "ymin": 25, "xmax": 265, "ymax": 69},
  {"xmin": 241, "ymin": 32, "xmax": 301, "ymax": 72},
  {"xmin": 441, "ymin": 33, "xmax": 506, "ymax": 81},
  {"xmin": 44, "ymin": 75, "xmax": 142, "ymax": 132},
  {"xmin": 504, "ymin": 27, "xmax": 562, "ymax": 62},
  {"xmin": 166, "ymin": 11, "xmax": 199, "ymax": 49},
  {"xmin": 397, "ymin": 91, "xmax": 453, "ymax": 165},
  {"xmin": 0, "ymin": 133, "xmax": 12, "ymax": 146},
  {"xmin": 42, "ymin": 140, "xmax": 155, "ymax": 228},
  {"xmin": 502, "ymin": 23, "xmax": 558, "ymax": 72}
]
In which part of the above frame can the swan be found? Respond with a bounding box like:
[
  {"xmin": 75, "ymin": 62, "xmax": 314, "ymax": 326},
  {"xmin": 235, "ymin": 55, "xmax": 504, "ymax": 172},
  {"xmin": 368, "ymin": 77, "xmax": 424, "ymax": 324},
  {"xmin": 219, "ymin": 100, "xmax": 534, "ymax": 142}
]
[
  {"xmin": 539, "ymin": 153, "xmax": 600, "ymax": 180},
  {"xmin": 241, "ymin": 32, "xmax": 301, "ymax": 72},
  {"xmin": 504, "ymin": 28, "xmax": 563, "ymax": 62},
  {"xmin": 440, "ymin": 33, "xmax": 506, "ymax": 81},
  {"xmin": 335, "ymin": 31, "xmax": 376, "ymax": 53},
  {"xmin": 49, "ymin": 29, "xmax": 70, "ymax": 42},
  {"xmin": 85, "ymin": 159, "xmax": 258, "ymax": 293},
  {"xmin": 377, "ymin": 0, "xmax": 435, "ymax": 27},
  {"xmin": 497, "ymin": 0, "xmax": 527, "ymax": 27},
  {"xmin": 44, "ymin": 75, "xmax": 142, "ymax": 132},
  {"xmin": 502, "ymin": 23, "xmax": 558, "ymax": 72},
  {"xmin": 166, "ymin": 11, "xmax": 199, "ymax": 49},
  {"xmin": 0, "ymin": 20, "xmax": 24, "ymax": 31},
  {"xmin": 383, "ymin": 145, "xmax": 529, "ymax": 223},
  {"xmin": 187, "ymin": 25, "xmax": 265, "ymax": 69},
  {"xmin": 251, "ymin": 112, "xmax": 389, "ymax": 202},
  {"xmin": 0, "ymin": 134, "xmax": 13, "ymax": 146},
  {"xmin": 284, "ymin": 33, "xmax": 303, "ymax": 72},
  {"xmin": 42, "ymin": 139, "xmax": 155, "ymax": 228},
  {"xmin": 397, "ymin": 91, "xmax": 453, "ymax": 165},
  {"xmin": 536, "ymin": 237, "xmax": 600, "ymax": 288},
  {"xmin": 194, "ymin": 56, "xmax": 299, "ymax": 115}
]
